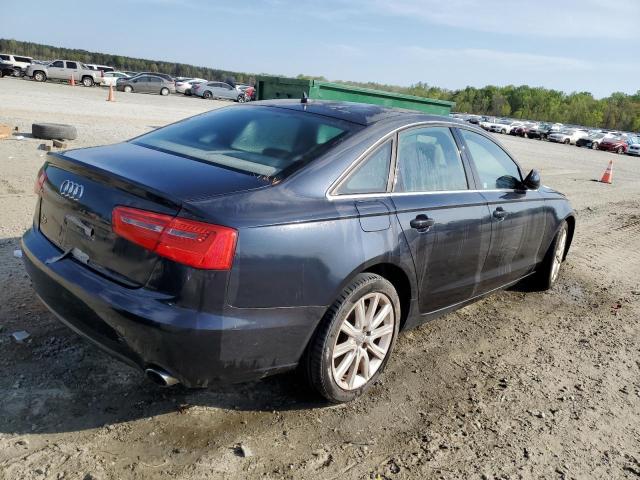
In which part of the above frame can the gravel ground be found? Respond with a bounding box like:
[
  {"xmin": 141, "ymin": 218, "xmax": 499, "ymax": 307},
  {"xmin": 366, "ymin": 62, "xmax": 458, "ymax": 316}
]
[{"xmin": 0, "ymin": 78, "xmax": 638, "ymax": 480}]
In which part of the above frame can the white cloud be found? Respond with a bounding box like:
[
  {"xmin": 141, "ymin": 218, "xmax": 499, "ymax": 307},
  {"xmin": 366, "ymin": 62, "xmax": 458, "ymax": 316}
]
[{"xmin": 366, "ymin": 0, "xmax": 640, "ymax": 39}]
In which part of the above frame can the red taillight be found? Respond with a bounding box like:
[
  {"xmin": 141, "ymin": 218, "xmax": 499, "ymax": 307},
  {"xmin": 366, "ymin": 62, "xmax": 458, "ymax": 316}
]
[
  {"xmin": 34, "ymin": 170, "xmax": 47, "ymax": 194},
  {"xmin": 112, "ymin": 206, "xmax": 237, "ymax": 270}
]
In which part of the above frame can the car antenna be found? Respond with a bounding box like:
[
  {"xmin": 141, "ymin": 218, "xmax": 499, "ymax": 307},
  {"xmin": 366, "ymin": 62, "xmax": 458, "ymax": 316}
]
[{"xmin": 301, "ymin": 92, "xmax": 309, "ymax": 110}]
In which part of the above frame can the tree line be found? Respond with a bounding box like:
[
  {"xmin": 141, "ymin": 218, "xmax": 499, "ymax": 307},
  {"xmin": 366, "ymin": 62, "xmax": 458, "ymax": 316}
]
[{"xmin": 3, "ymin": 38, "xmax": 639, "ymax": 131}]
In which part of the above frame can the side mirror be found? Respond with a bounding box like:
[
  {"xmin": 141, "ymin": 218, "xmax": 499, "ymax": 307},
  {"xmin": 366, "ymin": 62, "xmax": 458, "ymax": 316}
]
[{"xmin": 523, "ymin": 169, "xmax": 541, "ymax": 190}]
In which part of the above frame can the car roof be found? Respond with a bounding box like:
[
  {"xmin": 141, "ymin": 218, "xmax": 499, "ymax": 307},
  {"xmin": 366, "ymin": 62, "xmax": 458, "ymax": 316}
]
[{"xmin": 252, "ymin": 99, "xmax": 449, "ymax": 126}]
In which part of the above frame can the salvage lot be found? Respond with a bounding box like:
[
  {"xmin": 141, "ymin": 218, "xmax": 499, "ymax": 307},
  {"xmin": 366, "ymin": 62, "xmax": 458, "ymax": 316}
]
[{"xmin": 0, "ymin": 79, "xmax": 639, "ymax": 480}]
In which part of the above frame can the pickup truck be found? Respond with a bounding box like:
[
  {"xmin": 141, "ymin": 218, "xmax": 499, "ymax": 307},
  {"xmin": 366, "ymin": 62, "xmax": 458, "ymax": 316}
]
[{"xmin": 26, "ymin": 60, "xmax": 104, "ymax": 86}]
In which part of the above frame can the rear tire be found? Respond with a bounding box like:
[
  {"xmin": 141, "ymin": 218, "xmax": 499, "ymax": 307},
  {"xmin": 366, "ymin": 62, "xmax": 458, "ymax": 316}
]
[
  {"xmin": 591, "ymin": 142, "xmax": 598, "ymax": 150},
  {"xmin": 564, "ymin": 139, "xmax": 570, "ymax": 145},
  {"xmin": 160, "ymin": 87, "xmax": 169, "ymax": 96},
  {"xmin": 124, "ymin": 85, "xmax": 133, "ymax": 93},
  {"xmin": 532, "ymin": 221, "xmax": 568, "ymax": 290},
  {"xmin": 303, "ymin": 273, "xmax": 400, "ymax": 403}
]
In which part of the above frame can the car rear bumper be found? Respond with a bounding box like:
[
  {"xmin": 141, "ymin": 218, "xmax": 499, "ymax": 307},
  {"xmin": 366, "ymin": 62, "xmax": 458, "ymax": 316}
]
[{"xmin": 22, "ymin": 227, "xmax": 325, "ymax": 387}]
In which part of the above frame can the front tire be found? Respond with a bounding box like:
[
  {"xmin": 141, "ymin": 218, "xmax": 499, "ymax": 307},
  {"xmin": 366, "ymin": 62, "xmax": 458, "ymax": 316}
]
[
  {"xmin": 82, "ymin": 76, "xmax": 94, "ymax": 87},
  {"xmin": 34, "ymin": 71, "xmax": 46, "ymax": 82},
  {"xmin": 203, "ymin": 91, "xmax": 212, "ymax": 99},
  {"xmin": 303, "ymin": 273, "xmax": 400, "ymax": 403},
  {"xmin": 616, "ymin": 146, "xmax": 624, "ymax": 154},
  {"xmin": 237, "ymin": 94, "xmax": 246, "ymax": 103},
  {"xmin": 533, "ymin": 221, "xmax": 568, "ymax": 290}
]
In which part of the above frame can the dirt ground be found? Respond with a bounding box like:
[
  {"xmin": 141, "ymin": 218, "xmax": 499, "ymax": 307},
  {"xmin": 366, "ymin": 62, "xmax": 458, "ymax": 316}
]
[{"xmin": 0, "ymin": 78, "xmax": 638, "ymax": 480}]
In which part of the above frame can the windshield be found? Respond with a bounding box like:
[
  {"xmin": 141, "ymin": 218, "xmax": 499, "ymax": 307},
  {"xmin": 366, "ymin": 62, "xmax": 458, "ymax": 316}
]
[{"xmin": 132, "ymin": 106, "xmax": 361, "ymax": 179}]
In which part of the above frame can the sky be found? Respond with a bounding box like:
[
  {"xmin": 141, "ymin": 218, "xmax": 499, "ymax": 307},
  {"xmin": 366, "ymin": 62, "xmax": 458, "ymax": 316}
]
[{"xmin": 4, "ymin": 0, "xmax": 640, "ymax": 98}]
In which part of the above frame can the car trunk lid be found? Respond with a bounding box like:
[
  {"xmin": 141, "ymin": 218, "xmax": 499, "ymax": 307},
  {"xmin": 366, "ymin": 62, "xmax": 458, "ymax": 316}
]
[{"xmin": 38, "ymin": 143, "xmax": 270, "ymax": 286}]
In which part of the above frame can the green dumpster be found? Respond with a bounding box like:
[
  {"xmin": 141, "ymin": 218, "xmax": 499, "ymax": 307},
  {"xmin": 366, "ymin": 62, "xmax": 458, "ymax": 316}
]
[{"xmin": 256, "ymin": 76, "xmax": 454, "ymax": 116}]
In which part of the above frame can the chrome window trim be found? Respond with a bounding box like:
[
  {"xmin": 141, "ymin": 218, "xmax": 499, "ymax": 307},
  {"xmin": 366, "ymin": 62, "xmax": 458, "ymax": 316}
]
[
  {"xmin": 326, "ymin": 120, "xmax": 524, "ymax": 201},
  {"xmin": 327, "ymin": 188, "xmax": 521, "ymax": 202}
]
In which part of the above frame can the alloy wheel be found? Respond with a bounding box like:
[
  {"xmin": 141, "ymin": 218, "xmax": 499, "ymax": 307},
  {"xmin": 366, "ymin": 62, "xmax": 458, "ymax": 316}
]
[{"xmin": 331, "ymin": 292, "xmax": 395, "ymax": 390}]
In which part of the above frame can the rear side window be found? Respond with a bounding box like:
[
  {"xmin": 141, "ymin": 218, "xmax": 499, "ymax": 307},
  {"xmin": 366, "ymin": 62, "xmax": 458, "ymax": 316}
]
[
  {"xmin": 394, "ymin": 127, "xmax": 468, "ymax": 192},
  {"xmin": 15, "ymin": 56, "xmax": 31, "ymax": 63},
  {"xmin": 66, "ymin": 61, "xmax": 77, "ymax": 69},
  {"xmin": 133, "ymin": 106, "xmax": 360, "ymax": 178},
  {"xmin": 459, "ymin": 130, "xmax": 522, "ymax": 189},
  {"xmin": 52, "ymin": 61, "xmax": 64, "ymax": 68},
  {"xmin": 336, "ymin": 141, "xmax": 392, "ymax": 195},
  {"xmin": 0, "ymin": 55, "xmax": 9, "ymax": 60}
]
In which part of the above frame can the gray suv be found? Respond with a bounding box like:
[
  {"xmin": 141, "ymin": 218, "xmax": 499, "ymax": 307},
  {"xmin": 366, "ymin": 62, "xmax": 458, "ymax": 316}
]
[{"xmin": 116, "ymin": 75, "xmax": 176, "ymax": 96}]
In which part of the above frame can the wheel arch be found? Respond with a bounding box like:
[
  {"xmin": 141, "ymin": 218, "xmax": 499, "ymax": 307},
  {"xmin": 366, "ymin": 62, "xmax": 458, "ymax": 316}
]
[
  {"xmin": 563, "ymin": 214, "xmax": 576, "ymax": 260},
  {"xmin": 362, "ymin": 263, "xmax": 413, "ymax": 331}
]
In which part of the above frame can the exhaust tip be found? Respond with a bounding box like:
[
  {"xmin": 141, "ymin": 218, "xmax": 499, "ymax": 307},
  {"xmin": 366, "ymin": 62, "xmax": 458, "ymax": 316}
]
[{"xmin": 145, "ymin": 367, "xmax": 179, "ymax": 387}]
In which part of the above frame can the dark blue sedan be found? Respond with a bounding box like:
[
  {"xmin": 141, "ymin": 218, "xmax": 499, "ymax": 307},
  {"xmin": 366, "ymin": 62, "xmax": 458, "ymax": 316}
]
[{"xmin": 22, "ymin": 100, "xmax": 574, "ymax": 402}]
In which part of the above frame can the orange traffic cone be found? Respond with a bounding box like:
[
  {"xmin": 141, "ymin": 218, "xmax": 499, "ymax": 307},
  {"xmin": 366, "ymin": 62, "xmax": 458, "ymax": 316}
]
[
  {"xmin": 69, "ymin": 75, "xmax": 75, "ymax": 87},
  {"xmin": 106, "ymin": 85, "xmax": 115, "ymax": 102},
  {"xmin": 600, "ymin": 160, "xmax": 613, "ymax": 184}
]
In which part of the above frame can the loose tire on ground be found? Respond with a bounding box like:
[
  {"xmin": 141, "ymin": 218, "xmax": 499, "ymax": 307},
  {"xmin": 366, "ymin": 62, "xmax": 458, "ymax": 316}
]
[
  {"xmin": 531, "ymin": 221, "xmax": 568, "ymax": 290},
  {"xmin": 303, "ymin": 273, "xmax": 400, "ymax": 403},
  {"xmin": 32, "ymin": 123, "xmax": 78, "ymax": 141}
]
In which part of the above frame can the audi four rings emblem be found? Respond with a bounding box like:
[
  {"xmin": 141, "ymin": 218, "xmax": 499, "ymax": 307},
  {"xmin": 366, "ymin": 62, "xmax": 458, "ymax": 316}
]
[{"xmin": 59, "ymin": 180, "xmax": 85, "ymax": 201}]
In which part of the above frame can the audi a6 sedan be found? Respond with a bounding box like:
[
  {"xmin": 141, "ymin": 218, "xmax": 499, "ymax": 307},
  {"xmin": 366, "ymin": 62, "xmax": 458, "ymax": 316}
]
[{"xmin": 22, "ymin": 100, "xmax": 574, "ymax": 402}]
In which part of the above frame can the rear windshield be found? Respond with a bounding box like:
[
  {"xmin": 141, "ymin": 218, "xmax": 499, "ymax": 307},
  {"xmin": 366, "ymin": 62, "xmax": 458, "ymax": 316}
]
[{"xmin": 133, "ymin": 106, "xmax": 360, "ymax": 178}]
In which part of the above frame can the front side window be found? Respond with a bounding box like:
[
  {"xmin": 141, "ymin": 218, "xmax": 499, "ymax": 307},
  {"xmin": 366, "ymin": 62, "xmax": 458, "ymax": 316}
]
[
  {"xmin": 133, "ymin": 106, "xmax": 359, "ymax": 178},
  {"xmin": 459, "ymin": 130, "xmax": 522, "ymax": 189},
  {"xmin": 394, "ymin": 127, "xmax": 468, "ymax": 193},
  {"xmin": 336, "ymin": 141, "xmax": 392, "ymax": 195}
]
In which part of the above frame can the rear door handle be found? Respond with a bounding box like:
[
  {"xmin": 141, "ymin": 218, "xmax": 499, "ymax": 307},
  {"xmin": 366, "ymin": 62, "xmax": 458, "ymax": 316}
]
[
  {"xmin": 493, "ymin": 207, "xmax": 507, "ymax": 220},
  {"xmin": 410, "ymin": 214, "xmax": 435, "ymax": 231}
]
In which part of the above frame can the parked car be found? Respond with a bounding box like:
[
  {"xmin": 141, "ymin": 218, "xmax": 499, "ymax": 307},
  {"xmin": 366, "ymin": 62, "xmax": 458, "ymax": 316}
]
[
  {"xmin": 0, "ymin": 53, "xmax": 33, "ymax": 76},
  {"xmin": 101, "ymin": 71, "xmax": 130, "ymax": 87},
  {"xmin": 548, "ymin": 129, "xmax": 588, "ymax": 145},
  {"xmin": 627, "ymin": 140, "xmax": 640, "ymax": 156},
  {"xmin": 22, "ymin": 100, "xmax": 574, "ymax": 402},
  {"xmin": 0, "ymin": 61, "xmax": 15, "ymax": 77},
  {"xmin": 25, "ymin": 60, "xmax": 104, "ymax": 86},
  {"xmin": 513, "ymin": 123, "xmax": 537, "ymax": 138},
  {"xmin": 576, "ymin": 133, "xmax": 605, "ymax": 149},
  {"xmin": 85, "ymin": 64, "xmax": 115, "ymax": 73},
  {"xmin": 116, "ymin": 74, "xmax": 175, "ymax": 95},
  {"xmin": 490, "ymin": 120, "xmax": 519, "ymax": 134},
  {"xmin": 175, "ymin": 77, "xmax": 207, "ymax": 94},
  {"xmin": 479, "ymin": 117, "xmax": 498, "ymax": 131},
  {"xmin": 598, "ymin": 136, "xmax": 632, "ymax": 154},
  {"xmin": 192, "ymin": 81, "xmax": 246, "ymax": 102}
]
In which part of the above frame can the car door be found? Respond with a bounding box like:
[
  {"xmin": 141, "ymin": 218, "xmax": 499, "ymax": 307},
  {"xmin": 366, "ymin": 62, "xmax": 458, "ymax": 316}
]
[
  {"xmin": 48, "ymin": 60, "xmax": 65, "ymax": 80},
  {"xmin": 456, "ymin": 128, "xmax": 547, "ymax": 291},
  {"xmin": 221, "ymin": 83, "xmax": 236, "ymax": 100},
  {"xmin": 135, "ymin": 75, "xmax": 151, "ymax": 92},
  {"xmin": 147, "ymin": 76, "xmax": 161, "ymax": 93},
  {"xmin": 391, "ymin": 126, "xmax": 492, "ymax": 313},
  {"xmin": 65, "ymin": 61, "xmax": 79, "ymax": 82}
]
